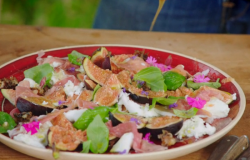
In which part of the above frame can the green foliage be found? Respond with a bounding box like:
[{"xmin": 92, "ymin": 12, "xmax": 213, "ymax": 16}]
[{"xmin": 1, "ymin": 0, "xmax": 100, "ymax": 28}]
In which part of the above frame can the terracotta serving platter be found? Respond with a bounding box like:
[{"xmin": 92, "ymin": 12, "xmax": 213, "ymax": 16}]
[{"xmin": 0, "ymin": 45, "xmax": 246, "ymax": 160}]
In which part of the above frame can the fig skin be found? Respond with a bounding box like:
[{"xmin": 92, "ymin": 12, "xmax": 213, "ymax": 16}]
[
  {"xmin": 84, "ymin": 79, "xmax": 97, "ymax": 90},
  {"xmin": 146, "ymin": 116, "xmax": 183, "ymax": 138},
  {"xmin": 16, "ymin": 97, "xmax": 53, "ymax": 116},
  {"xmin": 109, "ymin": 112, "xmax": 147, "ymax": 129},
  {"xmin": 129, "ymin": 93, "xmax": 152, "ymax": 104}
]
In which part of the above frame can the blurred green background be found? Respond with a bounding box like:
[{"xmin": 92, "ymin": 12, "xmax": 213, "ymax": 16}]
[{"xmin": 0, "ymin": 0, "xmax": 100, "ymax": 28}]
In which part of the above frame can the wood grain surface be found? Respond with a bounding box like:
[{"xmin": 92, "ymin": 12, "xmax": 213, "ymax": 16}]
[{"xmin": 0, "ymin": 24, "xmax": 250, "ymax": 160}]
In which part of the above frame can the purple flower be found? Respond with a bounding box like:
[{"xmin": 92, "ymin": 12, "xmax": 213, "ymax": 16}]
[
  {"xmin": 169, "ymin": 103, "xmax": 178, "ymax": 109},
  {"xmin": 67, "ymin": 67, "xmax": 75, "ymax": 72},
  {"xmin": 122, "ymin": 88, "xmax": 126, "ymax": 93},
  {"xmin": 136, "ymin": 80, "xmax": 145, "ymax": 88},
  {"xmin": 130, "ymin": 56, "xmax": 137, "ymax": 60},
  {"xmin": 118, "ymin": 149, "xmax": 127, "ymax": 154},
  {"xmin": 141, "ymin": 90, "xmax": 149, "ymax": 96},
  {"xmin": 130, "ymin": 75, "xmax": 134, "ymax": 80},
  {"xmin": 130, "ymin": 117, "xmax": 140, "ymax": 125},
  {"xmin": 58, "ymin": 100, "xmax": 66, "ymax": 105},
  {"xmin": 89, "ymin": 107, "xmax": 94, "ymax": 110}
]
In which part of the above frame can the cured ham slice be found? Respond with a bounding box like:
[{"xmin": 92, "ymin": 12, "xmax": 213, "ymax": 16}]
[
  {"xmin": 108, "ymin": 121, "xmax": 143, "ymax": 151},
  {"xmin": 53, "ymin": 76, "xmax": 80, "ymax": 86},
  {"xmin": 15, "ymin": 86, "xmax": 39, "ymax": 102},
  {"xmin": 211, "ymin": 117, "xmax": 232, "ymax": 132},
  {"xmin": 139, "ymin": 140, "xmax": 167, "ymax": 153}
]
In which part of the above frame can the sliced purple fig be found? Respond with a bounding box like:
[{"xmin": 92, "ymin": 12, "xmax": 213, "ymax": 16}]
[
  {"xmin": 84, "ymin": 79, "xmax": 97, "ymax": 90},
  {"xmin": 76, "ymin": 73, "xmax": 85, "ymax": 82},
  {"xmin": 146, "ymin": 116, "xmax": 183, "ymax": 138},
  {"xmin": 109, "ymin": 112, "xmax": 147, "ymax": 129},
  {"xmin": 129, "ymin": 93, "xmax": 152, "ymax": 104},
  {"xmin": 16, "ymin": 97, "xmax": 57, "ymax": 116},
  {"xmin": 91, "ymin": 47, "xmax": 109, "ymax": 68},
  {"xmin": 102, "ymin": 56, "xmax": 111, "ymax": 70}
]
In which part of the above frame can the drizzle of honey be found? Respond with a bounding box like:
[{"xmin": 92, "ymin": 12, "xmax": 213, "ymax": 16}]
[{"xmin": 149, "ymin": 0, "xmax": 166, "ymax": 31}]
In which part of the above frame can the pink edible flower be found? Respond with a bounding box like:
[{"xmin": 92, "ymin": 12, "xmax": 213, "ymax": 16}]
[
  {"xmin": 22, "ymin": 121, "xmax": 40, "ymax": 135},
  {"xmin": 187, "ymin": 97, "xmax": 206, "ymax": 109},
  {"xmin": 193, "ymin": 74, "xmax": 210, "ymax": 83},
  {"xmin": 143, "ymin": 133, "xmax": 154, "ymax": 144},
  {"xmin": 153, "ymin": 63, "xmax": 172, "ymax": 72},
  {"xmin": 146, "ymin": 56, "xmax": 157, "ymax": 65}
]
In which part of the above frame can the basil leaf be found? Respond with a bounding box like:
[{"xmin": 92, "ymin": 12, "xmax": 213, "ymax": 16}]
[
  {"xmin": 172, "ymin": 107, "xmax": 198, "ymax": 118},
  {"xmin": 150, "ymin": 96, "xmax": 184, "ymax": 109},
  {"xmin": 87, "ymin": 115, "xmax": 109, "ymax": 154},
  {"xmin": 68, "ymin": 50, "xmax": 90, "ymax": 66},
  {"xmin": 81, "ymin": 140, "xmax": 91, "ymax": 153},
  {"xmin": 163, "ymin": 71, "xmax": 186, "ymax": 90},
  {"xmin": 134, "ymin": 67, "xmax": 167, "ymax": 92},
  {"xmin": 24, "ymin": 63, "xmax": 53, "ymax": 87},
  {"xmin": 0, "ymin": 112, "xmax": 17, "ymax": 133},
  {"xmin": 73, "ymin": 106, "xmax": 110, "ymax": 130},
  {"xmin": 187, "ymin": 78, "xmax": 221, "ymax": 90}
]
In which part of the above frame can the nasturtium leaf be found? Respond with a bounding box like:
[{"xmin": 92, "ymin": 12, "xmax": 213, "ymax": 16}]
[
  {"xmin": 24, "ymin": 63, "xmax": 53, "ymax": 87},
  {"xmin": 73, "ymin": 106, "xmax": 110, "ymax": 131},
  {"xmin": 163, "ymin": 71, "xmax": 186, "ymax": 91},
  {"xmin": 0, "ymin": 112, "xmax": 17, "ymax": 133},
  {"xmin": 68, "ymin": 50, "xmax": 90, "ymax": 66},
  {"xmin": 172, "ymin": 107, "xmax": 198, "ymax": 118},
  {"xmin": 134, "ymin": 67, "xmax": 167, "ymax": 92},
  {"xmin": 187, "ymin": 78, "xmax": 221, "ymax": 90},
  {"xmin": 150, "ymin": 96, "xmax": 184, "ymax": 109},
  {"xmin": 87, "ymin": 115, "xmax": 109, "ymax": 154},
  {"xmin": 81, "ymin": 140, "xmax": 91, "ymax": 153}
]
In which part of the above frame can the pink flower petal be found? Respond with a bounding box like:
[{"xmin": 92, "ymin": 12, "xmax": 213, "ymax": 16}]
[
  {"xmin": 146, "ymin": 56, "xmax": 157, "ymax": 65},
  {"xmin": 187, "ymin": 97, "xmax": 206, "ymax": 109},
  {"xmin": 22, "ymin": 121, "xmax": 40, "ymax": 135},
  {"xmin": 193, "ymin": 74, "xmax": 210, "ymax": 83},
  {"xmin": 143, "ymin": 133, "xmax": 154, "ymax": 144}
]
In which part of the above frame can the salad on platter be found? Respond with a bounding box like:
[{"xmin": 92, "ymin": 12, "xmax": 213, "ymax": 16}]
[{"xmin": 0, "ymin": 47, "xmax": 239, "ymax": 158}]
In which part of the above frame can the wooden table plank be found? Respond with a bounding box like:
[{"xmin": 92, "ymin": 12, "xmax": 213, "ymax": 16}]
[{"xmin": 0, "ymin": 24, "xmax": 250, "ymax": 160}]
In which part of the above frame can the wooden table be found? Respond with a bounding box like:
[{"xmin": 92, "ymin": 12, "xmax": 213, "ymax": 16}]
[{"xmin": 0, "ymin": 24, "xmax": 250, "ymax": 160}]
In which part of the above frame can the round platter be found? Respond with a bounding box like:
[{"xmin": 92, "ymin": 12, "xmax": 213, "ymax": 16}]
[{"xmin": 0, "ymin": 44, "xmax": 246, "ymax": 160}]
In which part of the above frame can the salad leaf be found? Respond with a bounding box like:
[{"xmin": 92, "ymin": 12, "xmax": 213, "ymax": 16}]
[
  {"xmin": 73, "ymin": 106, "xmax": 110, "ymax": 130},
  {"xmin": 68, "ymin": 50, "xmax": 90, "ymax": 66},
  {"xmin": 133, "ymin": 67, "xmax": 167, "ymax": 92},
  {"xmin": 24, "ymin": 63, "xmax": 53, "ymax": 87},
  {"xmin": 0, "ymin": 112, "xmax": 17, "ymax": 133},
  {"xmin": 187, "ymin": 78, "xmax": 221, "ymax": 90},
  {"xmin": 81, "ymin": 140, "xmax": 91, "ymax": 153},
  {"xmin": 150, "ymin": 96, "xmax": 184, "ymax": 109},
  {"xmin": 163, "ymin": 71, "xmax": 186, "ymax": 90},
  {"xmin": 172, "ymin": 107, "xmax": 198, "ymax": 118},
  {"xmin": 87, "ymin": 115, "xmax": 109, "ymax": 154}
]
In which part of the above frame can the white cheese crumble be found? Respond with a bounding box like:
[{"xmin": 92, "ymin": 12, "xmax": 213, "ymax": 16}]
[
  {"xmin": 203, "ymin": 97, "xmax": 230, "ymax": 119},
  {"xmin": 110, "ymin": 132, "xmax": 134, "ymax": 154},
  {"xmin": 118, "ymin": 91, "xmax": 159, "ymax": 118},
  {"xmin": 64, "ymin": 109, "xmax": 87, "ymax": 122},
  {"xmin": 176, "ymin": 116, "xmax": 216, "ymax": 139},
  {"xmin": 64, "ymin": 80, "xmax": 84, "ymax": 97},
  {"xmin": 232, "ymin": 93, "xmax": 237, "ymax": 100},
  {"xmin": 42, "ymin": 101, "xmax": 48, "ymax": 105},
  {"xmin": 51, "ymin": 62, "xmax": 62, "ymax": 68},
  {"xmin": 50, "ymin": 69, "xmax": 67, "ymax": 85},
  {"xmin": 75, "ymin": 65, "xmax": 85, "ymax": 73},
  {"xmin": 12, "ymin": 121, "xmax": 52, "ymax": 148}
]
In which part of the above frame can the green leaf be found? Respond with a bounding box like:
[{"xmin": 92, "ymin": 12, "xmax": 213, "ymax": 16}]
[
  {"xmin": 73, "ymin": 106, "xmax": 110, "ymax": 131},
  {"xmin": 68, "ymin": 50, "xmax": 90, "ymax": 66},
  {"xmin": 92, "ymin": 84, "xmax": 101, "ymax": 100},
  {"xmin": 163, "ymin": 71, "xmax": 186, "ymax": 90},
  {"xmin": 87, "ymin": 115, "xmax": 109, "ymax": 154},
  {"xmin": 187, "ymin": 78, "xmax": 221, "ymax": 90},
  {"xmin": 150, "ymin": 96, "xmax": 184, "ymax": 109},
  {"xmin": 172, "ymin": 107, "xmax": 198, "ymax": 118},
  {"xmin": 134, "ymin": 67, "xmax": 167, "ymax": 92},
  {"xmin": 81, "ymin": 140, "xmax": 91, "ymax": 153},
  {"xmin": 0, "ymin": 112, "xmax": 17, "ymax": 133},
  {"xmin": 24, "ymin": 63, "xmax": 53, "ymax": 87}
]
